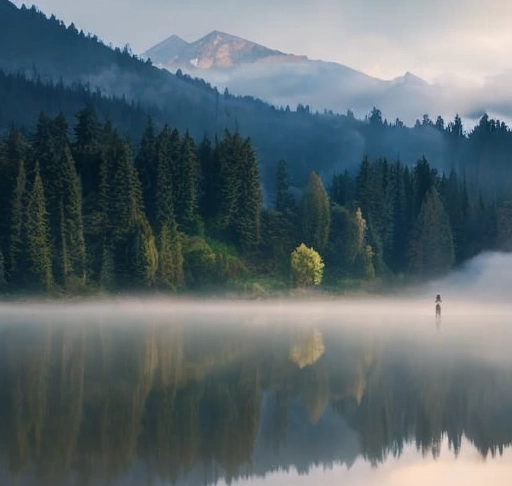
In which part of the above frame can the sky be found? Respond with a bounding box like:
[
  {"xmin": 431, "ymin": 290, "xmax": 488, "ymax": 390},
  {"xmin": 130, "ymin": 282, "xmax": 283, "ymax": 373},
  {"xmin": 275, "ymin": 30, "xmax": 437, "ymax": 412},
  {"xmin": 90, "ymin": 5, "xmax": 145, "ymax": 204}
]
[
  {"xmin": 10, "ymin": 0, "xmax": 512, "ymax": 84},
  {"xmin": 220, "ymin": 439, "xmax": 512, "ymax": 486}
]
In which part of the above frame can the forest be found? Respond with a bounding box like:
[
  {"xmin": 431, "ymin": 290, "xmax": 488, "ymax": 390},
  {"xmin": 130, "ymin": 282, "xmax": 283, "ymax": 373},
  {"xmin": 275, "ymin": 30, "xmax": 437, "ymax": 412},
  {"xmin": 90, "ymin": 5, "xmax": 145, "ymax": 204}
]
[
  {"xmin": 0, "ymin": 107, "xmax": 510, "ymax": 295},
  {"xmin": 2, "ymin": 2, "xmax": 512, "ymax": 295}
]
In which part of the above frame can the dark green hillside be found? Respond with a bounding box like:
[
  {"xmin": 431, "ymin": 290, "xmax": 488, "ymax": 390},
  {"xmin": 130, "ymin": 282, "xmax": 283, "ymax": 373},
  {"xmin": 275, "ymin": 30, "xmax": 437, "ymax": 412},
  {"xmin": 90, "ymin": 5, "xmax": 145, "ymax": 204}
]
[
  {"xmin": 2, "ymin": 0, "xmax": 512, "ymax": 202},
  {"xmin": 0, "ymin": 1, "xmax": 454, "ymax": 192},
  {"xmin": 0, "ymin": 70, "xmax": 154, "ymax": 138}
]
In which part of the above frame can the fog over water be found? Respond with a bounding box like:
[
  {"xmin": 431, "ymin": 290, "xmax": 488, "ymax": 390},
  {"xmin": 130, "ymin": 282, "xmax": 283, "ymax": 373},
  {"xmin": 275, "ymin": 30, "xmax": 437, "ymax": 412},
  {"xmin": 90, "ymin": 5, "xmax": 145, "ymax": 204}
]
[{"xmin": 1, "ymin": 251, "xmax": 512, "ymax": 486}]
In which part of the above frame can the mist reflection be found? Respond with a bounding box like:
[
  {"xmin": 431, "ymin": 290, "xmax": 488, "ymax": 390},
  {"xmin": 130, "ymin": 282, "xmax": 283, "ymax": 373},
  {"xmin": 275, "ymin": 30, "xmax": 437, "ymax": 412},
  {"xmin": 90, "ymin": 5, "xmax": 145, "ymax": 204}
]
[{"xmin": 0, "ymin": 302, "xmax": 512, "ymax": 485}]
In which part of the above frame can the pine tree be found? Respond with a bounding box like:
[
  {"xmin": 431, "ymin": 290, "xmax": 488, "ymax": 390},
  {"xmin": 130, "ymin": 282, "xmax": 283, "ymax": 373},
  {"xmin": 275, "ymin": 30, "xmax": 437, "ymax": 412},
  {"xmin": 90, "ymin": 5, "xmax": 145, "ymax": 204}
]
[
  {"xmin": 300, "ymin": 172, "xmax": 330, "ymax": 254},
  {"xmin": 390, "ymin": 161, "xmax": 409, "ymax": 272},
  {"xmin": 233, "ymin": 138, "xmax": 262, "ymax": 252},
  {"xmin": 26, "ymin": 162, "xmax": 53, "ymax": 290},
  {"xmin": 327, "ymin": 204, "xmax": 366, "ymax": 277},
  {"xmin": 104, "ymin": 129, "xmax": 145, "ymax": 282},
  {"xmin": 216, "ymin": 131, "xmax": 242, "ymax": 234},
  {"xmin": 130, "ymin": 215, "xmax": 158, "ymax": 287},
  {"xmin": 156, "ymin": 221, "xmax": 184, "ymax": 290},
  {"xmin": 275, "ymin": 159, "xmax": 296, "ymax": 214},
  {"xmin": 408, "ymin": 187, "xmax": 454, "ymax": 277},
  {"xmin": 73, "ymin": 105, "xmax": 102, "ymax": 199},
  {"xmin": 175, "ymin": 131, "xmax": 201, "ymax": 235},
  {"xmin": 57, "ymin": 146, "xmax": 87, "ymax": 286},
  {"xmin": 197, "ymin": 134, "xmax": 219, "ymax": 227},
  {"xmin": 135, "ymin": 117, "xmax": 158, "ymax": 227},
  {"xmin": 330, "ymin": 170, "xmax": 352, "ymax": 207},
  {"xmin": 155, "ymin": 124, "xmax": 176, "ymax": 232}
]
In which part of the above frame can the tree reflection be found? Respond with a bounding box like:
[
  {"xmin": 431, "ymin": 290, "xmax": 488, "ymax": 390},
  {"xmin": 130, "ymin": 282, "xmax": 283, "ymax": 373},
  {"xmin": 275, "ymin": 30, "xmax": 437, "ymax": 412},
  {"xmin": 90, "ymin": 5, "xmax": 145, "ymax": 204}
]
[{"xmin": 0, "ymin": 317, "xmax": 512, "ymax": 484}]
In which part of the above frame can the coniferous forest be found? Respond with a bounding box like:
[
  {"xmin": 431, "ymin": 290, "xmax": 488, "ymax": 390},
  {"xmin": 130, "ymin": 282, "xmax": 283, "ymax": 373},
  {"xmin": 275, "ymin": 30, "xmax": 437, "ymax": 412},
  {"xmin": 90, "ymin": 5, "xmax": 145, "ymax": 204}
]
[
  {"xmin": 2, "ymin": 2, "xmax": 512, "ymax": 295},
  {"xmin": 0, "ymin": 106, "xmax": 510, "ymax": 296}
]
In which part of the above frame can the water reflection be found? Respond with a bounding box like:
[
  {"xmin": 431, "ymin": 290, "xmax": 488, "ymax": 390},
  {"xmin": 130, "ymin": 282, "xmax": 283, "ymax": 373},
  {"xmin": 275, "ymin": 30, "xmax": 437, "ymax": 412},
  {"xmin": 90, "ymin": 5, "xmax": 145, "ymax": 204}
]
[{"xmin": 0, "ymin": 301, "xmax": 512, "ymax": 485}]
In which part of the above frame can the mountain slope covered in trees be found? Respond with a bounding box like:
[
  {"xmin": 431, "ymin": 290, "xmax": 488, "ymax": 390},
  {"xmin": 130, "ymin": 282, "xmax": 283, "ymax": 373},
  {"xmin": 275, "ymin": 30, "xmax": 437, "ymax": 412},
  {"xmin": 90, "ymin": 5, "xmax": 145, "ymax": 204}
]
[
  {"xmin": 0, "ymin": 108, "xmax": 508, "ymax": 295},
  {"xmin": 2, "ymin": 0, "xmax": 512, "ymax": 199}
]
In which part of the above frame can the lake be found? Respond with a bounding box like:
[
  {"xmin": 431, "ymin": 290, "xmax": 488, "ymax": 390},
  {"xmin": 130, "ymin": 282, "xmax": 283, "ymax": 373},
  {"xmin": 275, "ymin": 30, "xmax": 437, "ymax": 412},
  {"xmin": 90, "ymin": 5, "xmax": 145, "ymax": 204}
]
[{"xmin": 1, "ymin": 297, "xmax": 512, "ymax": 485}]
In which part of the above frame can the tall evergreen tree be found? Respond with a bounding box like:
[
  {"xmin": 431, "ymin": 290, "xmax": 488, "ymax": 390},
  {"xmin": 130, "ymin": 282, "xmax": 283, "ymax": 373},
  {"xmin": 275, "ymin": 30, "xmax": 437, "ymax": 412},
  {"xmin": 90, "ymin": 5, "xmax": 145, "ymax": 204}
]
[
  {"xmin": 26, "ymin": 162, "xmax": 53, "ymax": 290},
  {"xmin": 130, "ymin": 214, "xmax": 158, "ymax": 287},
  {"xmin": 330, "ymin": 170, "xmax": 352, "ymax": 208},
  {"xmin": 175, "ymin": 131, "xmax": 201, "ymax": 235},
  {"xmin": 233, "ymin": 138, "xmax": 262, "ymax": 252},
  {"xmin": 73, "ymin": 105, "xmax": 102, "ymax": 199},
  {"xmin": 275, "ymin": 159, "xmax": 296, "ymax": 214},
  {"xmin": 156, "ymin": 221, "xmax": 184, "ymax": 290},
  {"xmin": 215, "ymin": 131, "xmax": 243, "ymax": 235},
  {"xmin": 300, "ymin": 171, "xmax": 330, "ymax": 254},
  {"xmin": 57, "ymin": 146, "xmax": 87, "ymax": 286},
  {"xmin": 408, "ymin": 187, "xmax": 454, "ymax": 277},
  {"xmin": 155, "ymin": 124, "xmax": 176, "ymax": 232},
  {"xmin": 135, "ymin": 117, "xmax": 158, "ymax": 228},
  {"xmin": 327, "ymin": 204, "xmax": 367, "ymax": 277},
  {"xmin": 197, "ymin": 134, "xmax": 220, "ymax": 228}
]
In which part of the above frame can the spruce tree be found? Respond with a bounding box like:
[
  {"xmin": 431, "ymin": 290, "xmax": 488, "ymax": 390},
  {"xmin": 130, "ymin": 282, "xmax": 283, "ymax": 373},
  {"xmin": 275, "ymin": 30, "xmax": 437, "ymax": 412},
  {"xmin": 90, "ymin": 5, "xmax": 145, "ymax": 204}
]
[
  {"xmin": 275, "ymin": 159, "xmax": 296, "ymax": 214},
  {"xmin": 135, "ymin": 117, "xmax": 158, "ymax": 228},
  {"xmin": 26, "ymin": 162, "xmax": 53, "ymax": 290},
  {"xmin": 155, "ymin": 125, "xmax": 176, "ymax": 232},
  {"xmin": 233, "ymin": 138, "xmax": 262, "ymax": 252},
  {"xmin": 73, "ymin": 105, "xmax": 102, "ymax": 199},
  {"xmin": 197, "ymin": 135, "xmax": 221, "ymax": 229},
  {"xmin": 408, "ymin": 187, "xmax": 454, "ymax": 277},
  {"xmin": 300, "ymin": 172, "xmax": 330, "ymax": 254},
  {"xmin": 104, "ymin": 129, "xmax": 145, "ymax": 282},
  {"xmin": 176, "ymin": 131, "xmax": 201, "ymax": 235},
  {"xmin": 57, "ymin": 146, "xmax": 87, "ymax": 286},
  {"xmin": 130, "ymin": 215, "xmax": 158, "ymax": 287},
  {"xmin": 156, "ymin": 221, "xmax": 184, "ymax": 290},
  {"xmin": 216, "ymin": 131, "xmax": 242, "ymax": 234}
]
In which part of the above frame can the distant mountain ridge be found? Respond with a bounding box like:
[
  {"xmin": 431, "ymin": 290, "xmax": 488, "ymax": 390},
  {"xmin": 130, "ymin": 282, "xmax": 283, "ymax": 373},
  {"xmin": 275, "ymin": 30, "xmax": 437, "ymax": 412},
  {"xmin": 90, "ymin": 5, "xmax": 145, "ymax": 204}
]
[
  {"xmin": 146, "ymin": 30, "xmax": 306, "ymax": 71},
  {"xmin": 144, "ymin": 30, "xmax": 435, "ymax": 123}
]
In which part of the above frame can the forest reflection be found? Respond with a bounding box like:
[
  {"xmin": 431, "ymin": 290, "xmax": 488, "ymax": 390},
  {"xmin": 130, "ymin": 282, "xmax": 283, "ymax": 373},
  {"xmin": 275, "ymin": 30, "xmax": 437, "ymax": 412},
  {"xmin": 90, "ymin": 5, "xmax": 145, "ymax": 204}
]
[{"xmin": 0, "ymin": 307, "xmax": 511, "ymax": 485}]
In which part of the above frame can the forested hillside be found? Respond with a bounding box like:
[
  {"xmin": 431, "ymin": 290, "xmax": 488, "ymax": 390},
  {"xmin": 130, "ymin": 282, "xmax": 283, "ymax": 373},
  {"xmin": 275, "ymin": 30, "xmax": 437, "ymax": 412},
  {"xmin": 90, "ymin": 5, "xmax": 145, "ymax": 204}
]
[
  {"xmin": 2, "ymin": 0, "xmax": 512, "ymax": 199},
  {"xmin": 0, "ymin": 108, "xmax": 509, "ymax": 295},
  {"xmin": 1, "ymin": 1, "xmax": 512, "ymax": 294}
]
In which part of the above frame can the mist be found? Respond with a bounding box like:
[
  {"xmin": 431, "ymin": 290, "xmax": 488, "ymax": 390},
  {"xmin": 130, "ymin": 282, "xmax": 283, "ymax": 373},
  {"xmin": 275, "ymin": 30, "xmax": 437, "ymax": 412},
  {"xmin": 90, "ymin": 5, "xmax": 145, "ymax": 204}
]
[
  {"xmin": 1, "ymin": 251, "xmax": 512, "ymax": 344},
  {"xmin": 178, "ymin": 60, "xmax": 512, "ymax": 127},
  {"xmin": 2, "ymin": 251, "xmax": 512, "ymax": 486}
]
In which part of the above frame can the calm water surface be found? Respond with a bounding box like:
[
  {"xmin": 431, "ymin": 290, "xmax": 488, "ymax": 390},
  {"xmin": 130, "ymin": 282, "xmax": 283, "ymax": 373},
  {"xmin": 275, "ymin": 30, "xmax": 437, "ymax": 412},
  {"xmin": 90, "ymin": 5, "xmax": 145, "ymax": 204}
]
[{"xmin": 1, "ymin": 298, "xmax": 512, "ymax": 486}]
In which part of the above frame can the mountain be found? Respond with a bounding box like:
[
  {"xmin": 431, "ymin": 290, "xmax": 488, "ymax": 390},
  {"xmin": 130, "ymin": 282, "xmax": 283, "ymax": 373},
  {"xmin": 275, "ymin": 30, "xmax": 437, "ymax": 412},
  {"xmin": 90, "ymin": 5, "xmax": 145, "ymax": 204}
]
[
  {"xmin": 146, "ymin": 30, "xmax": 306, "ymax": 70},
  {"xmin": 145, "ymin": 30, "xmax": 512, "ymax": 126},
  {"xmin": 144, "ymin": 30, "xmax": 436, "ymax": 123}
]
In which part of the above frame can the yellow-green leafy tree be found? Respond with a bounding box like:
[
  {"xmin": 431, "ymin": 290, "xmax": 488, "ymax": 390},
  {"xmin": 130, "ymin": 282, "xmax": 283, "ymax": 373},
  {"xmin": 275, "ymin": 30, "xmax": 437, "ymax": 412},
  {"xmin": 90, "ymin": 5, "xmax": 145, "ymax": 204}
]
[{"xmin": 290, "ymin": 243, "xmax": 324, "ymax": 287}]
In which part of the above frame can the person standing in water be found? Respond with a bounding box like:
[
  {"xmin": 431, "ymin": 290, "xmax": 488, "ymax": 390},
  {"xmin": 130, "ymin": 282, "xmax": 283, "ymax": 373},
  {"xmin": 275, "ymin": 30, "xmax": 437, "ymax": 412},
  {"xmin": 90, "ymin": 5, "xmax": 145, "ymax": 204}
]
[{"xmin": 435, "ymin": 294, "xmax": 442, "ymax": 319}]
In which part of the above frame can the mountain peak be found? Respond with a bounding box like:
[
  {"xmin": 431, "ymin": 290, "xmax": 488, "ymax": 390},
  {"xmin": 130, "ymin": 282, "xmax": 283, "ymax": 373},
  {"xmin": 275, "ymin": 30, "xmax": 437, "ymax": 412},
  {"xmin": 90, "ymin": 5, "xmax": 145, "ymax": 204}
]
[
  {"xmin": 145, "ymin": 34, "xmax": 188, "ymax": 62},
  {"xmin": 145, "ymin": 30, "xmax": 286, "ymax": 70},
  {"xmin": 391, "ymin": 71, "xmax": 427, "ymax": 86}
]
